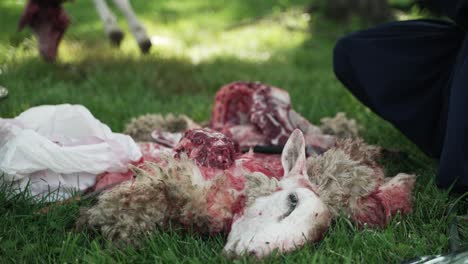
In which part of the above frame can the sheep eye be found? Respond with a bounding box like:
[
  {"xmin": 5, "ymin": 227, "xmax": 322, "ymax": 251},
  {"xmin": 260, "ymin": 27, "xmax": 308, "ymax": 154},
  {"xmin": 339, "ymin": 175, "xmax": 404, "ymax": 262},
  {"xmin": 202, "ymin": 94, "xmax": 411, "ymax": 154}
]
[
  {"xmin": 288, "ymin": 193, "xmax": 299, "ymax": 208},
  {"xmin": 278, "ymin": 193, "xmax": 299, "ymax": 221}
]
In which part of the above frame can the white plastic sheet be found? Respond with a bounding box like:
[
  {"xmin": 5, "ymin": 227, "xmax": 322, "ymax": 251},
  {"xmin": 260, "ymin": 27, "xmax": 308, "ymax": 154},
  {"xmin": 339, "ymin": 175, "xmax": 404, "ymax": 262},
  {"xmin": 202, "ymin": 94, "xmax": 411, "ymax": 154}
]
[{"xmin": 0, "ymin": 104, "xmax": 142, "ymax": 201}]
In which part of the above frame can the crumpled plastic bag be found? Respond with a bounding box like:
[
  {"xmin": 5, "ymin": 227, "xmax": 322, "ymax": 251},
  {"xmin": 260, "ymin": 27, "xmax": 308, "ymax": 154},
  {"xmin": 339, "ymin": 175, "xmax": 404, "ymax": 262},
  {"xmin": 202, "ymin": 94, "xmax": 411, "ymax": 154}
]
[{"xmin": 0, "ymin": 104, "xmax": 142, "ymax": 201}]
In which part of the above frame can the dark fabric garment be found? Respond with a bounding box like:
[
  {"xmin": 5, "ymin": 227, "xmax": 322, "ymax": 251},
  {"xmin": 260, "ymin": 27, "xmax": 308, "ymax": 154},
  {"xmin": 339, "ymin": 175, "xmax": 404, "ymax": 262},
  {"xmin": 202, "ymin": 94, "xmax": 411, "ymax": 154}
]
[
  {"xmin": 433, "ymin": 0, "xmax": 468, "ymax": 28},
  {"xmin": 333, "ymin": 19, "xmax": 468, "ymax": 193}
]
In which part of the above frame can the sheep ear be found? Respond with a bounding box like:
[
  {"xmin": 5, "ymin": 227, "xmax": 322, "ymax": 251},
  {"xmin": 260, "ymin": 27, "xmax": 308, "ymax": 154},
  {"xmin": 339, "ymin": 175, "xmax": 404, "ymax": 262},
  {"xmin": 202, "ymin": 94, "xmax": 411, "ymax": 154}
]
[{"xmin": 281, "ymin": 129, "xmax": 306, "ymax": 177}]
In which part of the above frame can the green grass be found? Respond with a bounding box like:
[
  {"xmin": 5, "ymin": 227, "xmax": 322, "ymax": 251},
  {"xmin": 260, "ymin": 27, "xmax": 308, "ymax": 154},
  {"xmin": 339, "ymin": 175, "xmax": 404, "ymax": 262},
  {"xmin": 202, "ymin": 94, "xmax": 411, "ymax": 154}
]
[{"xmin": 0, "ymin": 0, "xmax": 466, "ymax": 263}]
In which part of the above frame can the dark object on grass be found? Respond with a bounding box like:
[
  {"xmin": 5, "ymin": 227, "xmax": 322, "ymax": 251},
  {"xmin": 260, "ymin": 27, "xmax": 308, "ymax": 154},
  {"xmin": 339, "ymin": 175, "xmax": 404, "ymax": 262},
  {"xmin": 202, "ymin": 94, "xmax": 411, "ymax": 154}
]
[
  {"xmin": 390, "ymin": 0, "xmax": 444, "ymax": 15},
  {"xmin": 241, "ymin": 145, "xmax": 283, "ymax": 154},
  {"xmin": 416, "ymin": 0, "xmax": 444, "ymax": 14},
  {"xmin": 333, "ymin": 0, "xmax": 468, "ymax": 193},
  {"xmin": 308, "ymin": 0, "xmax": 446, "ymax": 25},
  {"xmin": 308, "ymin": 0, "xmax": 393, "ymax": 24},
  {"xmin": 240, "ymin": 145, "xmax": 326, "ymax": 156}
]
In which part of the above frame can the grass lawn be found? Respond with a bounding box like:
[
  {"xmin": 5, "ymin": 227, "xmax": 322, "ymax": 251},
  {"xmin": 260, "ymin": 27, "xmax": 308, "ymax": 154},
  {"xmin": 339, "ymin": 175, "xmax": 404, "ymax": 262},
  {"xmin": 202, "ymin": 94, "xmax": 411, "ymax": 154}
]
[{"xmin": 0, "ymin": 0, "xmax": 466, "ymax": 263}]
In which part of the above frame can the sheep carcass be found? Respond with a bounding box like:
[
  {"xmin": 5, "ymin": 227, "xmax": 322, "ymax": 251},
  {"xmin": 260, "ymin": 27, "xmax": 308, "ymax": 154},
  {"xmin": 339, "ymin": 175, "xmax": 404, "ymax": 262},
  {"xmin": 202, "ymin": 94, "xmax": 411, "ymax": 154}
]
[{"xmin": 80, "ymin": 129, "xmax": 415, "ymax": 258}]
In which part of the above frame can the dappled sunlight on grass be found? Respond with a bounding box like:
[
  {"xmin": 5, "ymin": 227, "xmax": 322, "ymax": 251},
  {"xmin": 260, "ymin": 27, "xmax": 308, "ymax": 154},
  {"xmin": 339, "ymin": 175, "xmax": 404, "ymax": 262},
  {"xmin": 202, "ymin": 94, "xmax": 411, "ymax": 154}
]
[
  {"xmin": 4, "ymin": 7, "xmax": 312, "ymax": 66},
  {"xmin": 186, "ymin": 19, "xmax": 307, "ymax": 63},
  {"xmin": 0, "ymin": 0, "xmax": 313, "ymax": 66},
  {"xmin": 0, "ymin": 0, "xmax": 312, "ymax": 61}
]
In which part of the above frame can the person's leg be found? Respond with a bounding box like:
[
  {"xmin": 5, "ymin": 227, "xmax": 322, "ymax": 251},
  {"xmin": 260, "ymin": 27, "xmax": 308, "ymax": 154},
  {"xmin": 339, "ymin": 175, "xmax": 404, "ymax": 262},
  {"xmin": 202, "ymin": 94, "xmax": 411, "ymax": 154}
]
[
  {"xmin": 438, "ymin": 33, "xmax": 468, "ymax": 192},
  {"xmin": 333, "ymin": 19, "xmax": 465, "ymax": 157}
]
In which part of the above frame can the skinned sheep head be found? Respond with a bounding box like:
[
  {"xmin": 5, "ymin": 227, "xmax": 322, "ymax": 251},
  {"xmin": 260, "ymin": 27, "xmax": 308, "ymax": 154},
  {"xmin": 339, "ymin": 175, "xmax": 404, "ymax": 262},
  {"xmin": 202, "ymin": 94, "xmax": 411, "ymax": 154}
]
[{"xmin": 224, "ymin": 129, "xmax": 331, "ymax": 258}]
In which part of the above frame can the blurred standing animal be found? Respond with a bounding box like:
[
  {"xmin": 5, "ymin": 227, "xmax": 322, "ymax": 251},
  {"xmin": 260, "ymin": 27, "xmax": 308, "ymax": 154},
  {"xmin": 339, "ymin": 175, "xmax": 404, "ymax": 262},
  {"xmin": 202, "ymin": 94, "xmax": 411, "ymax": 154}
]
[{"xmin": 18, "ymin": 0, "xmax": 151, "ymax": 62}]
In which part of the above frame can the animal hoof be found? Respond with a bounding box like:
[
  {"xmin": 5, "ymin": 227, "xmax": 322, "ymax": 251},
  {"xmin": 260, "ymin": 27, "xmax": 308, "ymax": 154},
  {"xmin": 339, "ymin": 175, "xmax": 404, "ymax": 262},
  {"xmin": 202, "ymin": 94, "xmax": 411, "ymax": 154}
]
[
  {"xmin": 109, "ymin": 30, "xmax": 124, "ymax": 47},
  {"xmin": 138, "ymin": 39, "xmax": 152, "ymax": 54}
]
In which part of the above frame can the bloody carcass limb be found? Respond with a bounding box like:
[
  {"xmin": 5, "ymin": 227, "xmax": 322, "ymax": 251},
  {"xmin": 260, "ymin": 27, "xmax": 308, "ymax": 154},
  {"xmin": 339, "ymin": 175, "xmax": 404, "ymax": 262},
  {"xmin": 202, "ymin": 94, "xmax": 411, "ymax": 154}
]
[{"xmin": 210, "ymin": 81, "xmax": 335, "ymax": 153}]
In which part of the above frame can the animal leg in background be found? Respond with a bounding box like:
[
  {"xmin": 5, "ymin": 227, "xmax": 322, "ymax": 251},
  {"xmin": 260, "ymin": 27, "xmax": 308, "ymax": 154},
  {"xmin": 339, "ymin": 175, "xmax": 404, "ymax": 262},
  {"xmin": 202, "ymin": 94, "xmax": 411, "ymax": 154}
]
[
  {"xmin": 93, "ymin": 0, "xmax": 124, "ymax": 46},
  {"xmin": 112, "ymin": 0, "xmax": 152, "ymax": 53}
]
